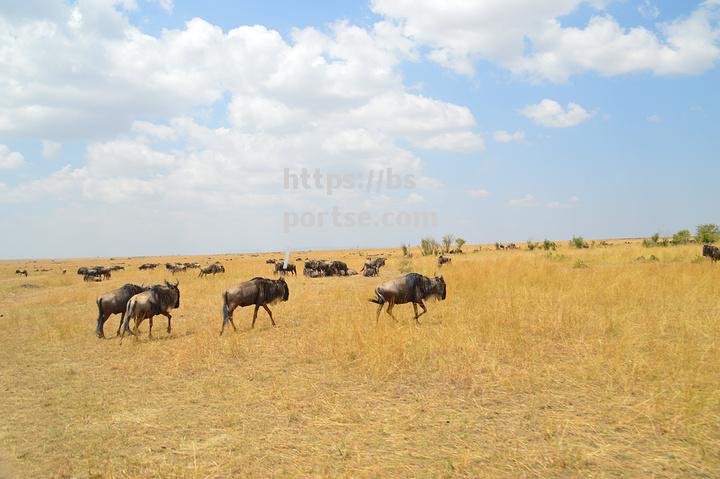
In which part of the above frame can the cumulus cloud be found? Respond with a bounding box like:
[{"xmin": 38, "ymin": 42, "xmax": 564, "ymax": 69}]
[
  {"xmin": 0, "ymin": 144, "xmax": 24, "ymax": 169},
  {"xmin": 41, "ymin": 140, "xmax": 61, "ymax": 160},
  {"xmin": 509, "ymin": 194, "xmax": 539, "ymax": 207},
  {"xmin": 546, "ymin": 196, "xmax": 580, "ymax": 209},
  {"xmin": 493, "ymin": 130, "xmax": 525, "ymax": 143},
  {"xmin": 521, "ymin": 99, "xmax": 593, "ymax": 128},
  {"xmin": 373, "ymin": 0, "xmax": 720, "ymax": 81},
  {"xmin": 467, "ymin": 189, "xmax": 490, "ymax": 198}
]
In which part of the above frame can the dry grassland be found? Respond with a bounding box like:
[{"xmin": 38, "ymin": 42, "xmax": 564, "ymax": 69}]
[{"xmin": 0, "ymin": 242, "xmax": 718, "ymax": 478}]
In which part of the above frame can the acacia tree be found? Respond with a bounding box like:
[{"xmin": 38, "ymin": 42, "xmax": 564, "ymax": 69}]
[
  {"xmin": 455, "ymin": 238, "xmax": 466, "ymax": 252},
  {"xmin": 441, "ymin": 234, "xmax": 455, "ymax": 253},
  {"xmin": 696, "ymin": 224, "xmax": 719, "ymax": 244}
]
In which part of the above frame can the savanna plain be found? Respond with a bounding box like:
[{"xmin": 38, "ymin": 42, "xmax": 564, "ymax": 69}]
[{"xmin": 0, "ymin": 242, "xmax": 718, "ymax": 478}]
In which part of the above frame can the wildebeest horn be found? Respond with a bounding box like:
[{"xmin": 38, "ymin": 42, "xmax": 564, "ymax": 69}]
[{"xmin": 174, "ymin": 278, "xmax": 179, "ymax": 287}]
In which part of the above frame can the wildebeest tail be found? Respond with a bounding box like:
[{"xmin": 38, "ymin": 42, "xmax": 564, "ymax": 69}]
[
  {"xmin": 120, "ymin": 299, "xmax": 135, "ymax": 340},
  {"xmin": 368, "ymin": 287, "xmax": 385, "ymax": 304},
  {"xmin": 222, "ymin": 291, "xmax": 230, "ymax": 323}
]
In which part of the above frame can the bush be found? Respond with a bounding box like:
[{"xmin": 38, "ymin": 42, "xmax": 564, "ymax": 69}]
[
  {"xmin": 696, "ymin": 224, "xmax": 719, "ymax": 244},
  {"xmin": 570, "ymin": 236, "xmax": 589, "ymax": 249},
  {"xmin": 441, "ymin": 234, "xmax": 455, "ymax": 253},
  {"xmin": 542, "ymin": 239, "xmax": 556, "ymax": 251},
  {"xmin": 455, "ymin": 238, "xmax": 466, "ymax": 252},
  {"xmin": 527, "ymin": 240, "xmax": 537, "ymax": 251},
  {"xmin": 672, "ymin": 229, "xmax": 691, "ymax": 245},
  {"xmin": 420, "ymin": 238, "xmax": 439, "ymax": 256}
]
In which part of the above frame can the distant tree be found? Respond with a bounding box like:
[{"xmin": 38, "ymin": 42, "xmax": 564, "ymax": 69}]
[
  {"xmin": 441, "ymin": 234, "xmax": 455, "ymax": 253},
  {"xmin": 455, "ymin": 238, "xmax": 466, "ymax": 252},
  {"xmin": 542, "ymin": 239, "xmax": 557, "ymax": 251},
  {"xmin": 696, "ymin": 224, "xmax": 719, "ymax": 244},
  {"xmin": 571, "ymin": 236, "xmax": 588, "ymax": 249},
  {"xmin": 672, "ymin": 229, "xmax": 691, "ymax": 245},
  {"xmin": 420, "ymin": 238, "xmax": 439, "ymax": 256},
  {"xmin": 527, "ymin": 239, "xmax": 537, "ymax": 251}
]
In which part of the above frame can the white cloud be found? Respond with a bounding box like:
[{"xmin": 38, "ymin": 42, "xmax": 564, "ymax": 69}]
[
  {"xmin": 639, "ymin": 0, "xmax": 660, "ymax": 19},
  {"xmin": 521, "ymin": 99, "xmax": 593, "ymax": 128},
  {"xmin": 0, "ymin": 144, "xmax": 24, "ymax": 169},
  {"xmin": 407, "ymin": 192, "xmax": 425, "ymax": 203},
  {"xmin": 41, "ymin": 140, "xmax": 61, "ymax": 160},
  {"xmin": 509, "ymin": 194, "xmax": 539, "ymax": 207},
  {"xmin": 413, "ymin": 131, "xmax": 485, "ymax": 152},
  {"xmin": 467, "ymin": 189, "xmax": 490, "ymax": 199},
  {"xmin": 545, "ymin": 196, "xmax": 580, "ymax": 209},
  {"xmin": 493, "ymin": 130, "xmax": 525, "ymax": 143},
  {"xmin": 647, "ymin": 114, "xmax": 663, "ymax": 123},
  {"xmin": 373, "ymin": 0, "xmax": 720, "ymax": 81}
]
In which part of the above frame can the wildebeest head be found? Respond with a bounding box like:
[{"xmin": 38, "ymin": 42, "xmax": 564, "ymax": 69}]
[
  {"xmin": 164, "ymin": 279, "xmax": 180, "ymax": 308},
  {"xmin": 277, "ymin": 277, "xmax": 290, "ymax": 301},
  {"xmin": 426, "ymin": 275, "xmax": 446, "ymax": 300}
]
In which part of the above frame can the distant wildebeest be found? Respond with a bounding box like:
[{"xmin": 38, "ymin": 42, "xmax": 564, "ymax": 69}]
[
  {"xmin": 165, "ymin": 263, "xmax": 187, "ymax": 274},
  {"xmin": 120, "ymin": 280, "xmax": 180, "ymax": 341},
  {"xmin": 62, "ymin": 269, "xmax": 67, "ymax": 274},
  {"xmin": 109, "ymin": 266, "xmax": 124, "ymax": 272},
  {"xmin": 438, "ymin": 255, "xmax": 451, "ymax": 267},
  {"xmin": 199, "ymin": 262, "xmax": 225, "ymax": 277},
  {"xmin": 274, "ymin": 263, "xmax": 297, "ymax": 276},
  {"xmin": 703, "ymin": 244, "xmax": 720, "ymax": 262},
  {"xmin": 184, "ymin": 262, "xmax": 201, "ymax": 269},
  {"xmin": 15, "ymin": 269, "xmax": 28, "ymax": 277},
  {"xmin": 363, "ymin": 266, "xmax": 379, "ymax": 277},
  {"xmin": 361, "ymin": 257, "xmax": 386, "ymax": 273},
  {"xmin": 139, "ymin": 263, "xmax": 159, "ymax": 270},
  {"xmin": 370, "ymin": 273, "xmax": 446, "ymax": 324},
  {"xmin": 266, "ymin": 259, "xmax": 276, "ymax": 264},
  {"xmin": 96, "ymin": 283, "xmax": 148, "ymax": 338},
  {"xmin": 220, "ymin": 277, "xmax": 289, "ymax": 335}
]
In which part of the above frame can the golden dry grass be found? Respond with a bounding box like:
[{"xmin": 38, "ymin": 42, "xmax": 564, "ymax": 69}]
[{"xmin": 0, "ymin": 242, "xmax": 718, "ymax": 478}]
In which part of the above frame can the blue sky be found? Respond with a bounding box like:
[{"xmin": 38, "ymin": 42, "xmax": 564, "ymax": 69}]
[{"xmin": 0, "ymin": 0, "xmax": 719, "ymax": 258}]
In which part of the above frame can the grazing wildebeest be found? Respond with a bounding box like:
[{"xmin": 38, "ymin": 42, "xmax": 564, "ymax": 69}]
[
  {"xmin": 109, "ymin": 265, "xmax": 125, "ymax": 272},
  {"xmin": 330, "ymin": 261, "xmax": 348, "ymax": 276},
  {"xmin": 199, "ymin": 262, "xmax": 225, "ymax": 277},
  {"xmin": 15, "ymin": 269, "xmax": 28, "ymax": 277},
  {"xmin": 120, "ymin": 280, "xmax": 180, "ymax": 341},
  {"xmin": 370, "ymin": 273, "xmax": 446, "ymax": 325},
  {"xmin": 361, "ymin": 257, "xmax": 386, "ymax": 273},
  {"xmin": 84, "ymin": 273, "xmax": 102, "ymax": 282},
  {"xmin": 96, "ymin": 283, "xmax": 148, "ymax": 338},
  {"xmin": 184, "ymin": 262, "xmax": 201, "ymax": 269},
  {"xmin": 438, "ymin": 255, "xmax": 451, "ymax": 267},
  {"xmin": 139, "ymin": 263, "xmax": 159, "ymax": 270},
  {"xmin": 363, "ymin": 266, "xmax": 379, "ymax": 277},
  {"xmin": 165, "ymin": 263, "xmax": 187, "ymax": 274},
  {"xmin": 220, "ymin": 277, "xmax": 289, "ymax": 335},
  {"xmin": 703, "ymin": 244, "xmax": 720, "ymax": 262},
  {"xmin": 266, "ymin": 259, "xmax": 276, "ymax": 264},
  {"xmin": 274, "ymin": 262, "xmax": 297, "ymax": 276}
]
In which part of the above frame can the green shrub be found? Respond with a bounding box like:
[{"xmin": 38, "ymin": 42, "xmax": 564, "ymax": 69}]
[
  {"xmin": 696, "ymin": 224, "xmax": 719, "ymax": 244},
  {"xmin": 570, "ymin": 236, "xmax": 589, "ymax": 249},
  {"xmin": 672, "ymin": 229, "xmax": 691, "ymax": 245}
]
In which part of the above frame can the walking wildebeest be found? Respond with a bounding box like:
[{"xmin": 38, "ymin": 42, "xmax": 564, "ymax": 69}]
[
  {"xmin": 199, "ymin": 262, "xmax": 225, "ymax": 277},
  {"xmin": 274, "ymin": 263, "xmax": 297, "ymax": 276},
  {"xmin": 120, "ymin": 280, "xmax": 180, "ymax": 341},
  {"xmin": 363, "ymin": 265, "xmax": 379, "ymax": 277},
  {"xmin": 370, "ymin": 273, "xmax": 446, "ymax": 325},
  {"xmin": 703, "ymin": 244, "xmax": 720, "ymax": 262},
  {"xmin": 96, "ymin": 283, "xmax": 148, "ymax": 338},
  {"xmin": 220, "ymin": 277, "xmax": 289, "ymax": 335},
  {"xmin": 15, "ymin": 269, "xmax": 28, "ymax": 277},
  {"xmin": 438, "ymin": 255, "xmax": 451, "ymax": 267},
  {"xmin": 361, "ymin": 257, "xmax": 386, "ymax": 273}
]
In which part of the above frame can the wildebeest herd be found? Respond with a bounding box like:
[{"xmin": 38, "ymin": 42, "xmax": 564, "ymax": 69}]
[{"xmin": 87, "ymin": 253, "xmax": 449, "ymax": 341}]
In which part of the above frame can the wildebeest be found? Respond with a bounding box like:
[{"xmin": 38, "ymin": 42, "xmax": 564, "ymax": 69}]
[
  {"xmin": 109, "ymin": 265, "xmax": 125, "ymax": 271},
  {"xmin": 274, "ymin": 263, "xmax": 297, "ymax": 276},
  {"xmin": 15, "ymin": 269, "xmax": 28, "ymax": 277},
  {"xmin": 703, "ymin": 244, "xmax": 720, "ymax": 262},
  {"xmin": 139, "ymin": 263, "xmax": 159, "ymax": 270},
  {"xmin": 165, "ymin": 262, "xmax": 187, "ymax": 274},
  {"xmin": 363, "ymin": 265, "xmax": 379, "ymax": 277},
  {"xmin": 199, "ymin": 262, "xmax": 225, "ymax": 277},
  {"xmin": 266, "ymin": 259, "xmax": 277, "ymax": 264},
  {"xmin": 438, "ymin": 255, "xmax": 451, "ymax": 267},
  {"xmin": 220, "ymin": 277, "xmax": 289, "ymax": 335},
  {"xmin": 96, "ymin": 283, "xmax": 148, "ymax": 338},
  {"xmin": 120, "ymin": 280, "xmax": 180, "ymax": 340},
  {"xmin": 184, "ymin": 262, "xmax": 201, "ymax": 269},
  {"xmin": 361, "ymin": 257, "xmax": 386, "ymax": 273},
  {"xmin": 370, "ymin": 273, "xmax": 446, "ymax": 324}
]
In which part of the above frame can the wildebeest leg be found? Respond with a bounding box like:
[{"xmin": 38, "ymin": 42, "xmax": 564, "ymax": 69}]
[
  {"xmin": 251, "ymin": 305, "xmax": 260, "ymax": 328},
  {"xmin": 414, "ymin": 301, "xmax": 427, "ymax": 325},
  {"xmin": 148, "ymin": 317, "xmax": 154, "ymax": 338},
  {"xmin": 376, "ymin": 303, "xmax": 384, "ymax": 323},
  {"xmin": 385, "ymin": 302, "xmax": 398, "ymax": 322},
  {"xmin": 161, "ymin": 312, "xmax": 172, "ymax": 334},
  {"xmin": 262, "ymin": 304, "xmax": 277, "ymax": 327}
]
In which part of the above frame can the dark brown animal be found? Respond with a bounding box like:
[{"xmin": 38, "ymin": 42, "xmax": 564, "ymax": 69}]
[
  {"xmin": 363, "ymin": 265, "xmax": 378, "ymax": 277},
  {"xmin": 438, "ymin": 255, "xmax": 451, "ymax": 266},
  {"xmin": 274, "ymin": 262, "xmax": 297, "ymax": 276},
  {"xmin": 15, "ymin": 269, "xmax": 28, "ymax": 277},
  {"xmin": 139, "ymin": 263, "xmax": 159, "ymax": 270},
  {"xmin": 361, "ymin": 257, "xmax": 386, "ymax": 273},
  {"xmin": 221, "ymin": 277, "xmax": 289, "ymax": 335},
  {"xmin": 370, "ymin": 273, "xmax": 446, "ymax": 324},
  {"xmin": 703, "ymin": 244, "xmax": 720, "ymax": 262},
  {"xmin": 96, "ymin": 283, "xmax": 147, "ymax": 338},
  {"xmin": 120, "ymin": 280, "xmax": 180, "ymax": 340},
  {"xmin": 199, "ymin": 262, "xmax": 225, "ymax": 277}
]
